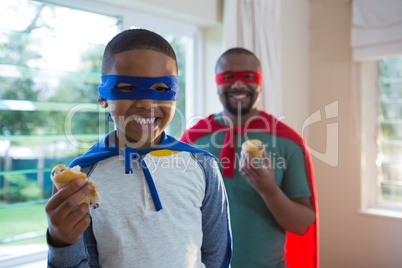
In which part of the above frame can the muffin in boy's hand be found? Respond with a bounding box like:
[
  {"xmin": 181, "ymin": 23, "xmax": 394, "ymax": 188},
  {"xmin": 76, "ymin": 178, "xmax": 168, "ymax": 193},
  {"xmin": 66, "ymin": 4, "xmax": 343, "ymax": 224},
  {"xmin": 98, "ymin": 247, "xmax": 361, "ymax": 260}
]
[
  {"xmin": 51, "ymin": 164, "xmax": 101, "ymax": 209},
  {"xmin": 241, "ymin": 139, "xmax": 265, "ymax": 159}
]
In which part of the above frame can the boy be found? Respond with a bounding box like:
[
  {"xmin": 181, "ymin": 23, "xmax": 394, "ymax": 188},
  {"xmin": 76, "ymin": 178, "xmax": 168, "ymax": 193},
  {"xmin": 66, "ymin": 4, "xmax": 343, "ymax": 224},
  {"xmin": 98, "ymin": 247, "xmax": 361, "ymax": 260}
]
[{"xmin": 45, "ymin": 29, "xmax": 232, "ymax": 268}]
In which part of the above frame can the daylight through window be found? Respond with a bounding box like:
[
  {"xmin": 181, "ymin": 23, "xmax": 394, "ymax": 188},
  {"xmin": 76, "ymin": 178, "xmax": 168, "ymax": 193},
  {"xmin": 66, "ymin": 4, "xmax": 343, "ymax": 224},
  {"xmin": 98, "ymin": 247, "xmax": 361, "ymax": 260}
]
[
  {"xmin": 378, "ymin": 56, "xmax": 402, "ymax": 203},
  {"xmin": 0, "ymin": 0, "xmax": 120, "ymax": 258}
]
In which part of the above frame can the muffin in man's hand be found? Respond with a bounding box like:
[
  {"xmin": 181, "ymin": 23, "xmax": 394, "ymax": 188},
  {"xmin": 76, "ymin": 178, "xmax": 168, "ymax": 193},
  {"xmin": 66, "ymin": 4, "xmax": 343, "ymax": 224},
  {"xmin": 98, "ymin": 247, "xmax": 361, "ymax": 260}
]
[{"xmin": 241, "ymin": 139, "xmax": 265, "ymax": 159}]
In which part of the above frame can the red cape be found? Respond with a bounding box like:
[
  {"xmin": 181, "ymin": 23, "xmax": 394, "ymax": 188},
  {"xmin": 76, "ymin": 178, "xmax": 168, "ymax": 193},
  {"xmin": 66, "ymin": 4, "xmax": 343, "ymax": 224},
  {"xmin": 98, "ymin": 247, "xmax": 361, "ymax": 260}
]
[{"xmin": 181, "ymin": 111, "xmax": 319, "ymax": 268}]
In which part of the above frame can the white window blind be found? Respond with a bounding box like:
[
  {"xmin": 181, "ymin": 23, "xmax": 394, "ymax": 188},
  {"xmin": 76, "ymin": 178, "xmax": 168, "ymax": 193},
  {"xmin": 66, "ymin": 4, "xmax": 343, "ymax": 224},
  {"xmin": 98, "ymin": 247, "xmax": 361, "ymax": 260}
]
[{"xmin": 351, "ymin": 0, "xmax": 402, "ymax": 61}]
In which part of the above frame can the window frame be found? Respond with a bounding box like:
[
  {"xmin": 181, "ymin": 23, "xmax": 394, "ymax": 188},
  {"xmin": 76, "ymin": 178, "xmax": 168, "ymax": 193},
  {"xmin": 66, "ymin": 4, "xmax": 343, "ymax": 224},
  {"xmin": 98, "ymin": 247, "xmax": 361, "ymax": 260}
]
[{"xmin": 360, "ymin": 60, "xmax": 402, "ymax": 219}]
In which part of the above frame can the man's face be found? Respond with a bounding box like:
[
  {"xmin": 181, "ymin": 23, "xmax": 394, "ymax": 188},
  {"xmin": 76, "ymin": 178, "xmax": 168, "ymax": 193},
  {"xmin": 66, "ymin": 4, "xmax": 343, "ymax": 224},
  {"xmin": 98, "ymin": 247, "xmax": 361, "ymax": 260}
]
[
  {"xmin": 216, "ymin": 54, "xmax": 261, "ymax": 116},
  {"xmin": 98, "ymin": 49, "xmax": 177, "ymax": 149}
]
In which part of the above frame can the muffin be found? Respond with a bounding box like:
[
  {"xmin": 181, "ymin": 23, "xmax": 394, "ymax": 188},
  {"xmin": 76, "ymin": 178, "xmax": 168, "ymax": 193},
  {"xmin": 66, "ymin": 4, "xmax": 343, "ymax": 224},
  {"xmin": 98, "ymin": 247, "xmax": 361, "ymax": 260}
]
[
  {"xmin": 51, "ymin": 164, "xmax": 100, "ymax": 209},
  {"xmin": 241, "ymin": 139, "xmax": 265, "ymax": 158}
]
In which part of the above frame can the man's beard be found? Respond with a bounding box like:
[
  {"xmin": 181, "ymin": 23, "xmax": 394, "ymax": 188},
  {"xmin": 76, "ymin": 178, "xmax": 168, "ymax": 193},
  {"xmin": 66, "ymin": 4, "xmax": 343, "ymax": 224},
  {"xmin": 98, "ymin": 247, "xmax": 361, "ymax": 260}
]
[{"xmin": 224, "ymin": 91, "xmax": 254, "ymax": 116}]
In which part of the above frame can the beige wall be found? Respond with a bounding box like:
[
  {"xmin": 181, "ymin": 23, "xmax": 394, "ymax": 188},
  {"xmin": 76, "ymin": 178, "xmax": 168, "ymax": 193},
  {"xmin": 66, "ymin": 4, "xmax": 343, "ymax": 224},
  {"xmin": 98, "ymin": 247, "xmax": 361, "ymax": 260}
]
[{"xmin": 309, "ymin": 0, "xmax": 402, "ymax": 267}]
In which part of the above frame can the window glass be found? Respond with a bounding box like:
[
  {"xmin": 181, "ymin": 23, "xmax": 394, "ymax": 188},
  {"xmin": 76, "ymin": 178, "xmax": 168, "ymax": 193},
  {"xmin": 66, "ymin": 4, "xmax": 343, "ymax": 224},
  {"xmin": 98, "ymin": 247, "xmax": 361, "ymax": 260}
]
[
  {"xmin": 163, "ymin": 34, "xmax": 189, "ymax": 138},
  {"xmin": 0, "ymin": 0, "xmax": 119, "ymax": 258},
  {"xmin": 378, "ymin": 56, "xmax": 402, "ymax": 203}
]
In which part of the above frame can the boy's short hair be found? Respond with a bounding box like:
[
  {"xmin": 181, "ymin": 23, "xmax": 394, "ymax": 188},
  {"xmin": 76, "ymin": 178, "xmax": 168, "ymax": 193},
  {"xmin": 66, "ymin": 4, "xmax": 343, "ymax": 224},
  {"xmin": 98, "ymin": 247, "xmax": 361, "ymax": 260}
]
[
  {"xmin": 215, "ymin": 47, "xmax": 261, "ymax": 73},
  {"xmin": 102, "ymin": 28, "xmax": 177, "ymax": 75}
]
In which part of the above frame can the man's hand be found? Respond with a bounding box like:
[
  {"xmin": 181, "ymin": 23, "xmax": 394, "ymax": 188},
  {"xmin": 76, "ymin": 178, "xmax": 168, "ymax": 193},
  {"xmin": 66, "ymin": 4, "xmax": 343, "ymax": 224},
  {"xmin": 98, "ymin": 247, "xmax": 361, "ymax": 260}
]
[
  {"xmin": 239, "ymin": 149, "xmax": 315, "ymax": 235},
  {"xmin": 45, "ymin": 178, "xmax": 93, "ymax": 247},
  {"xmin": 239, "ymin": 150, "xmax": 278, "ymax": 195}
]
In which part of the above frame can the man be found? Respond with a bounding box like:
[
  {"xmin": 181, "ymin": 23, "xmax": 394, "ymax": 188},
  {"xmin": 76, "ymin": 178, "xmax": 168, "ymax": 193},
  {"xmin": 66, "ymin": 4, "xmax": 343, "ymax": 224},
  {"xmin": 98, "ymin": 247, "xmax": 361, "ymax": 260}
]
[{"xmin": 181, "ymin": 48, "xmax": 318, "ymax": 268}]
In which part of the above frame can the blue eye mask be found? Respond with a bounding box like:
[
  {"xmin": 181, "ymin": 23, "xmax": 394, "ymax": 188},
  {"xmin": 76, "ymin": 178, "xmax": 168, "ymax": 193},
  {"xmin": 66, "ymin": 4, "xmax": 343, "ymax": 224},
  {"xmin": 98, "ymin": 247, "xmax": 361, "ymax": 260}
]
[{"xmin": 98, "ymin": 75, "xmax": 179, "ymax": 101}]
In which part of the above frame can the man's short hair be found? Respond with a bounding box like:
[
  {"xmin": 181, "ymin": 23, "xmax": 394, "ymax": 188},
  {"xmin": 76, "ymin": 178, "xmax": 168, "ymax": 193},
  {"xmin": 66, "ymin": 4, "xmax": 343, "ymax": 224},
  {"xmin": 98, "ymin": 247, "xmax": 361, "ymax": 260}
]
[
  {"xmin": 215, "ymin": 47, "xmax": 261, "ymax": 73},
  {"xmin": 102, "ymin": 28, "xmax": 177, "ymax": 75}
]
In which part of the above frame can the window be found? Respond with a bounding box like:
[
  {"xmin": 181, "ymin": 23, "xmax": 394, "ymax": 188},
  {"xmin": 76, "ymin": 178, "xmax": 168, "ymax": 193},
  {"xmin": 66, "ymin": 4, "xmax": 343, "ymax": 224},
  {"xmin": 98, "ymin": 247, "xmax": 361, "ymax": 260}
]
[
  {"xmin": 377, "ymin": 57, "xmax": 402, "ymax": 203},
  {"xmin": 161, "ymin": 34, "xmax": 189, "ymax": 138},
  {"xmin": 361, "ymin": 56, "xmax": 402, "ymax": 217},
  {"xmin": 0, "ymin": 0, "xmax": 120, "ymax": 264},
  {"xmin": 0, "ymin": 0, "xmax": 201, "ymax": 265}
]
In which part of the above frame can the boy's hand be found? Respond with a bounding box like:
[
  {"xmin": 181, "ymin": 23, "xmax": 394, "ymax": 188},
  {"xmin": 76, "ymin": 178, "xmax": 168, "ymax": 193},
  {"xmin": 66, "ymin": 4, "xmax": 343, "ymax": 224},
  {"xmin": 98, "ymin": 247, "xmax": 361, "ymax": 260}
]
[{"xmin": 45, "ymin": 178, "xmax": 93, "ymax": 248}]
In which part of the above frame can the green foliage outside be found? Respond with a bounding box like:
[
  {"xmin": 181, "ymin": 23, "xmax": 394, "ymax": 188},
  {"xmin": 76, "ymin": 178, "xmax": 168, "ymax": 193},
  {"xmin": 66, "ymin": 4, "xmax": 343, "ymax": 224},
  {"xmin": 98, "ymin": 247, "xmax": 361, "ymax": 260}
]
[
  {"xmin": 166, "ymin": 36, "xmax": 187, "ymax": 138},
  {"xmin": 378, "ymin": 57, "xmax": 402, "ymax": 141},
  {"xmin": 0, "ymin": 2, "xmax": 108, "ymax": 204},
  {"xmin": 0, "ymin": 174, "xmax": 41, "ymax": 202},
  {"xmin": 378, "ymin": 56, "xmax": 402, "ymax": 203},
  {"xmin": 0, "ymin": 30, "xmax": 105, "ymax": 136},
  {"xmin": 0, "ymin": 203, "xmax": 47, "ymax": 246}
]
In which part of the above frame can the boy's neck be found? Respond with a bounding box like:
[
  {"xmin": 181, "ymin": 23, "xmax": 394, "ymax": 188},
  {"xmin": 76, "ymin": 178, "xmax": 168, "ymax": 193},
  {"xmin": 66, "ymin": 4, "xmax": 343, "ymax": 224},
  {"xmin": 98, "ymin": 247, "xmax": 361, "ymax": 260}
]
[{"xmin": 113, "ymin": 130, "xmax": 163, "ymax": 151}]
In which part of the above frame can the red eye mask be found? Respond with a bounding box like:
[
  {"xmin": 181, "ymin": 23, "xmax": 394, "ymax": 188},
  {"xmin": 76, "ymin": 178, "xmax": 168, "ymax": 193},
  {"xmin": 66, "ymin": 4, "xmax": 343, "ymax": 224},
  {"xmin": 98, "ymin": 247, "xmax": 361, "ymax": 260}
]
[{"xmin": 215, "ymin": 71, "xmax": 263, "ymax": 86}]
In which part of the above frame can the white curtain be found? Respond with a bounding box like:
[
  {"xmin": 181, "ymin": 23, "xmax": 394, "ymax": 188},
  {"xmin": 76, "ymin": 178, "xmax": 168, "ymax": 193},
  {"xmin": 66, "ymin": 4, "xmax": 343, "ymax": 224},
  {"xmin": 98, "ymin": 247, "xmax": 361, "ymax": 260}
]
[
  {"xmin": 222, "ymin": 0, "xmax": 282, "ymax": 116},
  {"xmin": 351, "ymin": 0, "xmax": 402, "ymax": 61}
]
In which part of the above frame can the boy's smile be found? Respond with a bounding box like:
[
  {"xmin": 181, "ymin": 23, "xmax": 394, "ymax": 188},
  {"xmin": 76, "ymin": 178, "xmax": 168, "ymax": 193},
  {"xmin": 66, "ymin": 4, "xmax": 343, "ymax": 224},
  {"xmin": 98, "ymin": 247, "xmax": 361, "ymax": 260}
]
[
  {"xmin": 127, "ymin": 111, "xmax": 161, "ymax": 132},
  {"xmin": 98, "ymin": 49, "xmax": 178, "ymax": 149}
]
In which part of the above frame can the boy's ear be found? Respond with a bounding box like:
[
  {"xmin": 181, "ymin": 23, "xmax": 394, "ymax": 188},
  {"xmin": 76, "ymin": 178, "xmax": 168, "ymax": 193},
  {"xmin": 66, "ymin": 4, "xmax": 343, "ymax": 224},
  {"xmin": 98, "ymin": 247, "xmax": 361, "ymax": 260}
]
[{"xmin": 98, "ymin": 98, "xmax": 108, "ymax": 108}]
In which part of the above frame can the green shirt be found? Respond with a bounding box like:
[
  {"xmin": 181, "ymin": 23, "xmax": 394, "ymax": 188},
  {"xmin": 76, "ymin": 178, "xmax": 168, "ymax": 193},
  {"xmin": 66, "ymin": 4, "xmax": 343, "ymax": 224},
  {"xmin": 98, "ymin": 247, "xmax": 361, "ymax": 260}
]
[{"xmin": 191, "ymin": 114, "xmax": 311, "ymax": 268}]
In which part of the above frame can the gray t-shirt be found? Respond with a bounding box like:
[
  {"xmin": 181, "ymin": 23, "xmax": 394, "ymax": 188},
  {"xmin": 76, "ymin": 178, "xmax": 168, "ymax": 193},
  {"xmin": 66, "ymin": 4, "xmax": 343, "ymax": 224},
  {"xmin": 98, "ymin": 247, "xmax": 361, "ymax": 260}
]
[{"xmin": 47, "ymin": 151, "xmax": 232, "ymax": 268}]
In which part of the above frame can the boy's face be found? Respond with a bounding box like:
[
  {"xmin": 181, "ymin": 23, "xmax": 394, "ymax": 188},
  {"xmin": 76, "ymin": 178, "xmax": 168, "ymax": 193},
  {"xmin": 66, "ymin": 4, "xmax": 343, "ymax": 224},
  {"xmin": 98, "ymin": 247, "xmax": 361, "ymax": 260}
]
[{"xmin": 98, "ymin": 49, "xmax": 177, "ymax": 149}]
